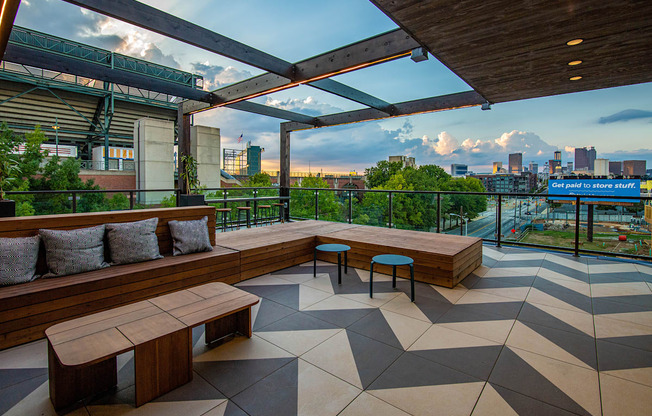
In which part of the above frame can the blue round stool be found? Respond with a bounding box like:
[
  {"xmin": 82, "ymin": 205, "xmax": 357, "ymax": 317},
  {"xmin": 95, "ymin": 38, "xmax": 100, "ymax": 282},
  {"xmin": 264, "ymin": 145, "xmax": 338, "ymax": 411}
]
[
  {"xmin": 314, "ymin": 244, "xmax": 351, "ymax": 284},
  {"xmin": 370, "ymin": 254, "xmax": 415, "ymax": 302}
]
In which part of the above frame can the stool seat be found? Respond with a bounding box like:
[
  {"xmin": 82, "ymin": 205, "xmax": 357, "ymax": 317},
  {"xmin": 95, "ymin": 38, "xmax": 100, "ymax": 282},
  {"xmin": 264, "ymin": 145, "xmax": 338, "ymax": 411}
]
[
  {"xmin": 236, "ymin": 206, "xmax": 252, "ymax": 228},
  {"xmin": 216, "ymin": 208, "xmax": 232, "ymax": 231},
  {"xmin": 236, "ymin": 206, "xmax": 252, "ymax": 210},
  {"xmin": 372, "ymin": 254, "xmax": 413, "ymax": 266},
  {"xmin": 258, "ymin": 205, "xmax": 272, "ymax": 208},
  {"xmin": 216, "ymin": 208, "xmax": 231, "ymax": 212}
]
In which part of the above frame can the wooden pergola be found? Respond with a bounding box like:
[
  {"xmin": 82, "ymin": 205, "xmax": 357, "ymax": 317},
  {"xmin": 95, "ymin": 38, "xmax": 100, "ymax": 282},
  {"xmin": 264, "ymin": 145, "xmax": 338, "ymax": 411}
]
[{"xmin": 1, "ymin": 0, "xmax": 650, "ymax": 199}]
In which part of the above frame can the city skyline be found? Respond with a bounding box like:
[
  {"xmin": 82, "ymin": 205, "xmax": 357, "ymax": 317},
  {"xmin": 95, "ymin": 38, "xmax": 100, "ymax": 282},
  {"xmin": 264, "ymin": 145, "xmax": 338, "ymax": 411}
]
[{"xmin": 13, "ymin": 0, "xmax": 652, "ymax": 174}]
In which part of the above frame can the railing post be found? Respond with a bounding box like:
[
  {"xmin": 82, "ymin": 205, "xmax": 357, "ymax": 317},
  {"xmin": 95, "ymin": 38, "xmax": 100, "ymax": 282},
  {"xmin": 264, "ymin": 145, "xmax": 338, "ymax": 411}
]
[
  {"xmin": 129, "ymin": 191, "xmax": 134, "ymax": 210},
  {"xmin": 574, "ymin": 196, "xmax": 581, "ymax": 257},
  {"xmin": 315, "ymin": 190, "xmax": 319, "ymax": 220},
  {"xmin": 176, "ymin": 189, "xmax": 181, "ymax": 207},
  {"xmin": 223, "ymin": 188, "xmax": 228, "ymax": 207},
  {"xmin": 388, "ymin": 191, "xmax": 393, "ymax": 228},
  {"xmin": 348, "ymin": 190, "xmax": 353, "ymax": 224},
  {"xmin": 436, "ymin": 193, "xmax": 441, "ymax": 233},
  {"xmin": 253, "ymin": 189, "xmax": 258, "ymax": 226},
  {"xmin": 497, "ymin": 194, "xmax": 502, "ymax": 247},
  {"xmin": 72, "ymin": 192, "xmax": 77, "ymax": 213}
]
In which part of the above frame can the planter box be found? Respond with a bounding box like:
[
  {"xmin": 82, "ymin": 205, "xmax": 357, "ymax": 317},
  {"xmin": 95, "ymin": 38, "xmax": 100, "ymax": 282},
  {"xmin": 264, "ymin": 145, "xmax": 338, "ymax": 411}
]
[
  {"xmin": 0, "ymin": 200, "xmax": 15, "ymax": 217},
  {"xmin": 179, "ymin": 194, "xmax": 205, "ymax": 207}
]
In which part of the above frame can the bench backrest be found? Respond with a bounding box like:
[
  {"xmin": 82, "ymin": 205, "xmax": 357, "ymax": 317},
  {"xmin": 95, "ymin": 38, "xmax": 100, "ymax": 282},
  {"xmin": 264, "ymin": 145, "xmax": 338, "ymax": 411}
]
[{"xmin": 0, "ymin": 206, "xmax": 217, "ymax": 275}]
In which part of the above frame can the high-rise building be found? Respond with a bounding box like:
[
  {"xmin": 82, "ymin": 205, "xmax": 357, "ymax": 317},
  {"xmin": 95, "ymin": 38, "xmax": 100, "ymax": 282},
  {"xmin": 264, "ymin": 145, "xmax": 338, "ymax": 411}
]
[
  {"xmin": 594, "ymin": 159, "xmax": 609, "ymax": 176},
  {"xmin": 492, "ymin": 162, "xmax": 503, "ymax": 174},
  {"xmin": 588, "ymin": 147, "xmax": 597, "ymax": 170},
  {"xmin": 609, "ymin": 161, "xmax": 622, "ymax": 175},
  {"xmin": 246, "ymin": 144, "xmax": 262, "ymax": 176},
  {"xmin": 623, "ymin": 160, "xmax": 647, "ymax": 177},
  {"xmin": 575, "ymin": 146, "xmax": 597, "ymax": 171},
  {"xmin": 508, "ymin": 153, "xmax": 522, "ymax": 173},
  {"xmin": 549, "ymin": 159, "xmax": 561, "ymax": 174},
  {"xmin": 528, "ymin": 162, "xmax": 538, "ymax": 174},
  {"xmin": 567, "ymin": 162, "xmax": 573, "ymax": 172},
  {"xmin": 451, "ymin": 164, "xmax": 468, "ymax": 176},
  {"xmin": 554, "ymin": 151, "xmax": 562, "ymax": 162},
  {"xmin": 389, "ymin": 155, "xmax": 416, "ymax": 168}
]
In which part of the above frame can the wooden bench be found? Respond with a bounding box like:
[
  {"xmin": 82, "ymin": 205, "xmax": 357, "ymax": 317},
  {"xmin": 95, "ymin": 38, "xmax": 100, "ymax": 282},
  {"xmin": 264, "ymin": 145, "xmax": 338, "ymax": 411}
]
[
  {"xmin": 46, "ymin": 282, "xmax": 258, "ymax": 410},
  {"xmin": 242, "ymin": 220, "xmax": 482, "ymax": 288},
  {"xmin": 0, "ymin": 206, "xmax": 240, "ymax": 350}
]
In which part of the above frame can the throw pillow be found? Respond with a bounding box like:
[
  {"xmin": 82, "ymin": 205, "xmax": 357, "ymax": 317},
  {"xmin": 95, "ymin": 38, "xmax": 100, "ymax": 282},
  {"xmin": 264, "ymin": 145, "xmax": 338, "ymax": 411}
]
[
  {"xmin": 106, "ymin": 218, "xmax": 163, "ymax": 265},
  {"xmin": 168, "ymin": 216, "xmax": 213, "ymax": 256},
  {"xmin": 0, "ymin": 235, "xmax": 41, "ymax": 286},
  {"xmin": 39, "ymin": 225, "xmax": 109, "ymax": 277}
]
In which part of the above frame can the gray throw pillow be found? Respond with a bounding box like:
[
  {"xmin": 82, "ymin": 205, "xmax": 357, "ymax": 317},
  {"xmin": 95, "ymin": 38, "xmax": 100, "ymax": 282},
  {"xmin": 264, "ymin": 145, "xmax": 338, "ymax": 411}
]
[
  {"xmin": 106, "ymin": 218, "xmax": 163, "ymax": 265},
  {"xmin": 168, "ymin": 216, "xmax": 213, "ymax": 256},
  {"xmin": 39, "ymin": 225, "xmax": 109, "ymax": 277},
  {"xmin": 0, "ymin": 236, "xmax": 40, "ymax": 286}
]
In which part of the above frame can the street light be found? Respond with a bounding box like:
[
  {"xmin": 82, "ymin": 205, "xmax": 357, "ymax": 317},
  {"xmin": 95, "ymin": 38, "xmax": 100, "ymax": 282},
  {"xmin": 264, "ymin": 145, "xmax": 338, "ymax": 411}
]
[
  {"xmin": 51, "ymin": 117, "xmax": 60, "ymax": 157},
  {"xmin": 450, "ymin": 213, "xmax": 468, "ymax": 236}
]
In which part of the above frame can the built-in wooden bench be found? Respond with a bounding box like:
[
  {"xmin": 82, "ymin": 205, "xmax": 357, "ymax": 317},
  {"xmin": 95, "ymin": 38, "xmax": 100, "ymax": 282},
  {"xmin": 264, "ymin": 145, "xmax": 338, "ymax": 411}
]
[
  {"xmin": 215, "ymin": 226, "xmax": 315, "ymax": 280},
  {"xmin": 0, "ymin": 206, "xmax": 240, "ymax": 350},
  {"xmin": 315, "ymin": 224, "xmax": 482, "ymax": 288}
]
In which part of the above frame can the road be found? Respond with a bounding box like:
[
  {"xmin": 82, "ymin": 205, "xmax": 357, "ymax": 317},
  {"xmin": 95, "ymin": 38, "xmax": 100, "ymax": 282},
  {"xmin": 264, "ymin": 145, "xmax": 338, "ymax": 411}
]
[{"xmin": 444, "ymin": 199, "xmax": 548, "ymax": 240}]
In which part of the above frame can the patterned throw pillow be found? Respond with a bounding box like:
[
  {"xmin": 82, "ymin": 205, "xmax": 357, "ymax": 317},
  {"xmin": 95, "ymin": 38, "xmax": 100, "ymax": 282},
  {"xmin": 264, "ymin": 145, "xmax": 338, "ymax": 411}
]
[
  {"xmin": 0, "ymin": 235, "xmax": 41, "ymax": 286},
  {"xmin": 168, "ymin": 216, "xmax": 213, "ymax": 256},
  {"xmin": 106, "ymin": 218, "xmax": 163, "ymax": 265},
  {"xmin": 39, "ymin": 225, "xmax": 109, "ymax": 277}
]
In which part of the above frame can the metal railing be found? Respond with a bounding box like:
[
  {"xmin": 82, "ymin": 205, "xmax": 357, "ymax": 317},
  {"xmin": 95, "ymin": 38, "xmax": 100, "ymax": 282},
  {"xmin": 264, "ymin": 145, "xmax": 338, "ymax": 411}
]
[{"xmin": 5, "ymin": 187, "xmax": 651, "ymax": 261}]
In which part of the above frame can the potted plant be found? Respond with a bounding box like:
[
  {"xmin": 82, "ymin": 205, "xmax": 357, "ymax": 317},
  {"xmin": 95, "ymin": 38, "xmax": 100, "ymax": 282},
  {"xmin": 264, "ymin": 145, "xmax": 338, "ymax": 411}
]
[
  {"xmin": 0, "ymin": 123, "xmax": 20, "ymax": 217},
  {"xmin": 178, "ymin": 154, "xmax": 205, "ymax": 206}
]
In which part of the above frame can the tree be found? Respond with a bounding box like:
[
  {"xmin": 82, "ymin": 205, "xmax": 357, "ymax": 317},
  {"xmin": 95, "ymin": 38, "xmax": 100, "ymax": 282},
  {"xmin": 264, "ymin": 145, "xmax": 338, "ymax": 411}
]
[
  {"xmin": 0, "ymin": 122, "xmax": 21, "ymax": 200},
  {"xmin": 365, "ymin": 160, "xmax": 404, "ymax": 188},
  {"xmin": 442, "ymin": 176, "xmax": 487, "ymax": 219},
  {"xmin": 291, "ymin": 175, "xmax": 342, "ymax": 221}
]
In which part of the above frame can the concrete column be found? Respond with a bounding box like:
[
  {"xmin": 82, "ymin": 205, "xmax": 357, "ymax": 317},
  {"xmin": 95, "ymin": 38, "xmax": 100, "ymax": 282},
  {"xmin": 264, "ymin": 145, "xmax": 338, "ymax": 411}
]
[
  {"xmin": 190, "ymin": 125, "xmax": 221, "ymax": 189},
  {"xmin": 134, "ymin": 118, "xmax": 175, "ymax": 204}
]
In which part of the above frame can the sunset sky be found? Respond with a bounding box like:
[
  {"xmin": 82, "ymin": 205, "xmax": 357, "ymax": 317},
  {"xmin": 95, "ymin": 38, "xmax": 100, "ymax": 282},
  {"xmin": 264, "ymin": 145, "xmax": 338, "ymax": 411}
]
[{"xmin": 15, "ymin": 0, "xmax": 652, "ymax": 174}]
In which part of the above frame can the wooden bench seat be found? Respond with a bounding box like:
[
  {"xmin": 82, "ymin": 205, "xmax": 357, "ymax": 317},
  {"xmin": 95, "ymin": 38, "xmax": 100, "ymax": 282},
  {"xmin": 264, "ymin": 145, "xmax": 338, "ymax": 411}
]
[
  {"xmin": 316, "ymin": 225, "xmax": 482, "ymax": 288},
  {"xmin": 0, "ymin": 206, "xmax": 240, "ymax": 350},
  {"xmin": 215, "ymin": 227, "xmax": 314, "ymax": 280}
]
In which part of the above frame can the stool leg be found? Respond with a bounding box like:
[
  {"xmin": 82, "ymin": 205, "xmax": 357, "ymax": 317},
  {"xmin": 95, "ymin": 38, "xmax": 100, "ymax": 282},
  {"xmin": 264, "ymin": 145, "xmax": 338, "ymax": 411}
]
[
  {"xmin": 222, "ymin": 211, "xmax": 227, "ymax": 232},
  {"xmin": 344, "ymin": 251, "xmax": 348, "ymax": 274},
  {"xmin": 313, "ymin": 248, "xmax": 317, "ymax": 277},
  {"xmin": 338, "ymin": 252, "xmax": 342, "ymax": 285},
  {"xmin": 369, "ymin": 261, "xmax": 374, "ymax": 298},
  {"xmin": 392, "ymin": 265, "xmax": 396, "ymax": 288},
  {"xmin": 246, "ymin": 209, "xmax": 251, "ymax": 228},
  {"xmin": 410, "ymin": 264, "xmax": 415, "ymax": 302}
]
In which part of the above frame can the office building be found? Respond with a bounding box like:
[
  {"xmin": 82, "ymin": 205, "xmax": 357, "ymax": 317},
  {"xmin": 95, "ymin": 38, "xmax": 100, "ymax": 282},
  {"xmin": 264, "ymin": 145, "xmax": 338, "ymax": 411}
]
[
  {"xmin": 594, "ymin": 158, "xmax": 609, "ymax": 176},
  {"xmin": 567, "ymin": 162, "xmax": 573, "ymax": 172},
  {"xmin": 389, "ymin": 155, "xmax": 416, "ymax": 168},
  {"xmin": 575, "ymin": 146, "xmax": 596, "ymax": 171},
  {"xmin": 554, "ymin": 151, "xmax": 562, "ymax": 162},
  {"xmin": 474, "ymin": 172, "xmax": 537, "ymax": 193},
  {"xmin": 528, "ymin": 162, "xmax": 538, "ymax": 174},
  {"xmin": 451, "ymin": 164, "xmax": 468, "ymax": 176},
  {"xmin": 623, "ymin": 160, "xmax": 647, "ymax": 177},
  {"xmin": 609, "ymin": 161, "xmax": 622, "ymax": 176},
  {"xmin": 508, "ymin": 153, "xmax": 522, "ymax": 173},
  {"xmin": 492, "ymin": 162, "xmax": 503, "ymax": 174}
]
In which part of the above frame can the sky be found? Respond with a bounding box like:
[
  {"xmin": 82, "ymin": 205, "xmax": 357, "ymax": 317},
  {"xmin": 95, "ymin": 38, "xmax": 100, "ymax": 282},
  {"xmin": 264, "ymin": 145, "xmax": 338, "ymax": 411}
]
[{"xmin": 13, "ymin": 0, "xmax": 652, "ymax": 174}]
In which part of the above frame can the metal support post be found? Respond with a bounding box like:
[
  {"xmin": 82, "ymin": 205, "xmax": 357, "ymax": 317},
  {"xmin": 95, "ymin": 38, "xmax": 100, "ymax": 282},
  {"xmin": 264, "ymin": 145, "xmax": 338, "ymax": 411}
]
[
  {"xmin": 388, "ymin": 192, "xmax": 393, "ymax": 228},
  {"xmin": 348, "ymin": 190, "xmax": 353, "ymax": 224},
  {"xmin": 279, "ymin": 123, "xmax": 290, "ymax": 221},
  {"xmin": 315, "ymin": 190, "xmax": 319, "ymax": 220},
  {"xmin": 574, "ymin": 197, "xmax": 581, "ymax": 257},
  {"xmin": 497, "ymin": 194, "xmax": 502, "ymax": 247},
  {"xmin": 460, "ymin": 206, "xmax": 464, "ymax": 236},
  {"xmin": 587, "ymin": 204, "xmax": 594, "ymax": 242},
  {"xmin": 72, "ymin": 192, "xmax": 77, "ymax": 213},
  {"xmin": 177, "ymin": 105, "xmax": 191, "ymax": 194},
  {"xmin": 436, "ymin": 193, "xmax": 441, "ymax": 233}
]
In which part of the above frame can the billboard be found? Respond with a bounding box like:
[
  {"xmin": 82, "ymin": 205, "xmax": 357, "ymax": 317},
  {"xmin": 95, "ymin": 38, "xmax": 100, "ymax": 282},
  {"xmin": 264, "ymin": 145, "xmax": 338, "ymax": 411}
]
[{"xmin": 548, "ymin": 179, "xmax": 640, "ymax": 203}]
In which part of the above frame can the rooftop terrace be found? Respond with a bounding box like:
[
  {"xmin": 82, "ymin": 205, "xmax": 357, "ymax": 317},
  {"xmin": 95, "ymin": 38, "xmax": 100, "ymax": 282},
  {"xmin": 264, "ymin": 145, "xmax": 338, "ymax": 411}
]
[{"xmin": 1, "ymin": 244, "xmax": 650, "ymax": 415}]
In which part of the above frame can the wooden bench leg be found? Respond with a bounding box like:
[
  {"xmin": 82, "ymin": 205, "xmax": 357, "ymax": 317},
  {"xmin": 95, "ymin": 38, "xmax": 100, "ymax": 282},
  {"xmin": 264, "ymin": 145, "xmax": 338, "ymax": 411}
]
[
  {"xmin": 205, "ymin": 308, "xmax": 252, "ymax": 343},
  {"xmin": 48, "ymin": 342, "xmax": 117, "ymax": 411},
  {"xmin": 134, "ymin": 328, "xmax": 192, "ymax": 407}
]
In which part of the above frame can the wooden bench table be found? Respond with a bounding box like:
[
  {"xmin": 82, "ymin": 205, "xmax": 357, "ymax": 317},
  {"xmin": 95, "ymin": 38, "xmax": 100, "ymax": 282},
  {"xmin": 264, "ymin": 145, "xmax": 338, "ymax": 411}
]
[{"xmin": 45, "ymin": 282, "xmax": 259, "ymax": 410}]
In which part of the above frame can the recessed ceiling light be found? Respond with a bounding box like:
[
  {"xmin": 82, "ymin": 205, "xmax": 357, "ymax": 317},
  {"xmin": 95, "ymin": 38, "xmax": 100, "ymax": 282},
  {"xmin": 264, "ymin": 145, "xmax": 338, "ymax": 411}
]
[
  {"xmin": 569, "ymin": 76, "xmax": 582, "ymax": 81},
  {"xmin": 567, "ymin": 39, "xmax": 583, "ymax": 46},
  {"xmin": 568, "ymin": 60, "xmax": 583, "ymax": 66}
]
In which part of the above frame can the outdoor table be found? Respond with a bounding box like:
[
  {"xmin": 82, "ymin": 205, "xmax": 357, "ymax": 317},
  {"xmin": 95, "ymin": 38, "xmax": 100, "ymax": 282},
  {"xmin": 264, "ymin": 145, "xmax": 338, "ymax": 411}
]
[
  {"xmin": 314, "ymin": 243, "xmax": 351, "ymax": 284},
  {"xmin": 370, "ymin": 254, "xmax": 415, "ymax": 302}
]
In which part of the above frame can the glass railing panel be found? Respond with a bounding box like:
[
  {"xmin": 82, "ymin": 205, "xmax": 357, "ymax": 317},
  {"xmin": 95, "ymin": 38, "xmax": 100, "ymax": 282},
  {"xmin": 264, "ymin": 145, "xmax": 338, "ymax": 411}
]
[
  {"xmin": 392, "ymin": 192, "xmax": 437, "ymax": 232},
  {"xmin": 289, "ymin": 188, "xmax": 317, "ymax": 220},
  {"xmin": 352, "ymin": 190, "xmax": 389, "ymax": 227},
  {"xmin": 317, "ymin": 189, "xmax": 346, "ymax": 222}
]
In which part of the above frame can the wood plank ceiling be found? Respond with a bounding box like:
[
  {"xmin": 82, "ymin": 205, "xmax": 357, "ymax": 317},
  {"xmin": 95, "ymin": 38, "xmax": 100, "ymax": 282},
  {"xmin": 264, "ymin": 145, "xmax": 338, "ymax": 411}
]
[{"xmin": 371, "ymin": 0, "xmax": 652, "ymax": 103}]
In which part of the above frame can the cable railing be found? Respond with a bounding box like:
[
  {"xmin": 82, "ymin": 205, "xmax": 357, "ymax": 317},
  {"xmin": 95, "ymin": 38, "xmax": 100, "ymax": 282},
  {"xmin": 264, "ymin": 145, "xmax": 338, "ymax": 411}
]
[{"xmin": 5, "ymin": 187, "xmax": 651, "ymax": 261}]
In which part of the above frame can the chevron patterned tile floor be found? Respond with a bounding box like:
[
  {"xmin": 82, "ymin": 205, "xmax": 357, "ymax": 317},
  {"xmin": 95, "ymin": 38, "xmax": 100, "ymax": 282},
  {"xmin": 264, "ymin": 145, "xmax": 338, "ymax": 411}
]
[{"xmin": 1, "ymin": 246, "xmax": 651, "ymax": 415}]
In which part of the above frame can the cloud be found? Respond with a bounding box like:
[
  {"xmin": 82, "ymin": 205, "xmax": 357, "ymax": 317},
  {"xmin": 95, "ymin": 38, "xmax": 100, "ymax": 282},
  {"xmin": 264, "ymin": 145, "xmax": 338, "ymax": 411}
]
[
  {"xmin": 601, "ymin": 149, "xmax": 652, "ymax": 163},
  {"xmin": 598, "ymin": 109, "xmax": 652, "ymax": 124},
  {"xmin": 191, "ymin": 62, "xmax": 254, "ymax": 90},
  {"xmin": 264, "ymin": 96, "xmax": 343, "ymax": 117}
]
